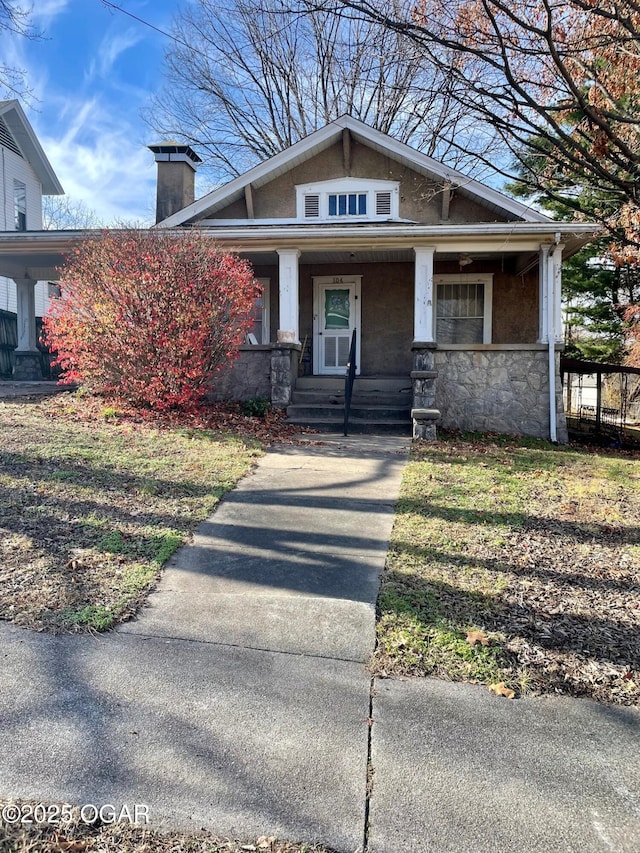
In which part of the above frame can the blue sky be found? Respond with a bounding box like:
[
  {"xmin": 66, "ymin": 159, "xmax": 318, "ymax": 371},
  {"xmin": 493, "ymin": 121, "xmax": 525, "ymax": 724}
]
[{"xmin": 3, "ymin": 0, "xmax": 188, "ymax": 224}]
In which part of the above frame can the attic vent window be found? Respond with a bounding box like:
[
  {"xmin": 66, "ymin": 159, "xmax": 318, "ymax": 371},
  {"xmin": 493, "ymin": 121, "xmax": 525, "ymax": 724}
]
[
  {"xmin": 304, "ymin": 194, "xmax": 320, "ymax": 217},
  {"xmin": 0, "ymin": 118, "xmax": 22, "ymax": 157},
  {"xmin": 376, "ymin": 191, "xmax": 392, "ymax": 216},
  {"xmin": 328, "ymin": 192, "xmax": 367, "ymax": 217},
  {"xmin": 297, "ymin": 179, "xmax": 399, "ymax": 221}
]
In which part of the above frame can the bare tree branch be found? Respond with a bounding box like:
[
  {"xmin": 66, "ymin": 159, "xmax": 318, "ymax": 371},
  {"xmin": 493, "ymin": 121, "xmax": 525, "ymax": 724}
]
[
  {"xmin": 144, "ymin": 0, "xmax": 501, "ymax": 186},
  {"xmin": 0, "ymin": 1, "xmax": 40, "ymax": 99},
  {"xmin": 303, "ymin": 0, "xmax": 640, "ymax": 240}
]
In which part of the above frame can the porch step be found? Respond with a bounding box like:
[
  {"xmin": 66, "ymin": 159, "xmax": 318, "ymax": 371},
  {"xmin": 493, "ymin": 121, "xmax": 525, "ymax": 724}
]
[
  {"xmin": 291, "ymin": 389, "xmax": 411, "ymax": 407},
  {"xmin": 286, "ymin": 415, "xmax": 411, "ymax": 435},
  {"xmin": 288, "ymin": 403, "xmax": 411, "ymax": 421},
  {"xmin": 287, "ymin": 375, "xmax": 412, "ymax": 434},
  {"xmin": 295, "ymin": 375, "xmax": 412, "ymax": 394}
]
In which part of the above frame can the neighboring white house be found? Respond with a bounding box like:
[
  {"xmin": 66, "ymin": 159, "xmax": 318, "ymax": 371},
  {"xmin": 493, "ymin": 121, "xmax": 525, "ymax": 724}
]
[{"xmin": 0, "ymin": 100, "xmax": 64, "ymax": 377}]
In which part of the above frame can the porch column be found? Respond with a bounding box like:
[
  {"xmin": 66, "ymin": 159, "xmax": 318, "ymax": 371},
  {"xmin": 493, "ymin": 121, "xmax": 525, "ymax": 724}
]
[
  {"xmin": 13, "ymin": 277, "xmax": 42, "ymax": 380},
  {"xmin": 413, "ymin": 246, "xmax": 436, "ymax": 342},
  {"xmin": 276, "ymin": 248, "xmax": 300, "ymax": 344},
  {"xmin": 412, "ymin": 247, "xmax": 440, "ymax": 439},
  {"xmin": 538, "ymin": 243, "xmax": 564, "ymax": 343},
  {"xmin": 15, "ymin": 278, "xmax": 38, "ymax": 351},
  {"xmin": 552, "ymin": 243, "xmax": 564, "ymax": 343},
  {"xmin": 538, "ymin": 245, "xmax": 550, "ymax": 342}
]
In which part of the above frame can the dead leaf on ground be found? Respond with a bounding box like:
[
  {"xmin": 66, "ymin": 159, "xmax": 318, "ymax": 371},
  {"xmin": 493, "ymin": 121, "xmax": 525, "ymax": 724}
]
[
  {"xmin": 489, "ymin": 682, "xmax": 516, "ymax": 699},
  {"xmin": 52, "ymin": 836, "xmax": 91, "ymax": 851},
  {"xmin": 466, "ymin": 629, "xmax": 490, "ymax": 647}
]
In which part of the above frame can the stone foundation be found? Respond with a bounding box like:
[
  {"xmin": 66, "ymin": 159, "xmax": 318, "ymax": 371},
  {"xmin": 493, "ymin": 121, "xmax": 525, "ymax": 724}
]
[
  {"xmin": 209, "ymin": 345, "xmax": 272, "ymax": 402},
  {"xmin": 434, "ymin": 346, "xmax": 568, "ymax": 443}
]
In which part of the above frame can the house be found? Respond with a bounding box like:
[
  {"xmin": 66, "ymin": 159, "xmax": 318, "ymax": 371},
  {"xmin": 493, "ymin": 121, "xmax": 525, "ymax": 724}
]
[
  {"xmin": 149, "ymin": 116, "xmax": 598, "ymax": 441},
  {"xmin": 0, "ymin": 99, "xmax": 64, "ymax": 379}
]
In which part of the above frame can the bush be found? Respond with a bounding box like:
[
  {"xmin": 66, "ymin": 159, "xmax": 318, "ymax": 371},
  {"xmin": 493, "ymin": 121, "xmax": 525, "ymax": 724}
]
[
  {"xmin": 43, "ymin": 229, "xmax": 261, "ymax": 411},
  {"xmin": 241, "ymin": 397, "xmax": 271, "ymax": 418}
]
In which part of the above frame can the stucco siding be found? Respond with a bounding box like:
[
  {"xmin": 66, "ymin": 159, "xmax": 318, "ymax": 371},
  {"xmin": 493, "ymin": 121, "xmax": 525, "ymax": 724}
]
[
  {"xmin": 211, "ymin": 139, "xmax": 512, "ymax": 224},
  {"xmin": 492, "ymin": 269, "xmax": 539, "ymax": 343},
  {"xmin": 258, "ymin": 258, "xmax": 540, "ymax": 372}
]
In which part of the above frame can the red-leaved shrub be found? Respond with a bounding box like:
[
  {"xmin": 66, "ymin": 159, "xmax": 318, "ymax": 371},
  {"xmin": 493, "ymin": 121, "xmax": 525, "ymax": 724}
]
[{"xmin": 43, "ymin": 229, "xmax": 261, "ymax": 411}]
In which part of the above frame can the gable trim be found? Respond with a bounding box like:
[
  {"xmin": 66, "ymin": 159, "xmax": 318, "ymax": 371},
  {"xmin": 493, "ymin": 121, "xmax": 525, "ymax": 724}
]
[
  {"xmin": 0, "ymin": 100, "xmax": 63, "ymax": 195},
  {"xmin": 155, "ymin": 115, "xmax": 548, "ymax": 228}
]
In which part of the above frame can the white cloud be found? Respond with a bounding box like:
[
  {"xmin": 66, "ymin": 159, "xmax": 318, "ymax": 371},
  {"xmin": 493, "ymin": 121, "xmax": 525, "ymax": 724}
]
[
  {"xmin": 31, "ymin": 0, "xmax": 71, "ymax": 26},
  {"xmin": 88, "ymin": 28, "xmax": 144, "ymax": 81},
  {"xmin": 33, "ymin": 97, "xmax": 158, "ymax": 225}
]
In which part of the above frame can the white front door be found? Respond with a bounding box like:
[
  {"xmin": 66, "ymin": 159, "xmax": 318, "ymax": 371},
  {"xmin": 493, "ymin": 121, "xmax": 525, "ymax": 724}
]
[{"xmin": 313, "ymin": 276, "xmax": 361, "ymax": 375}]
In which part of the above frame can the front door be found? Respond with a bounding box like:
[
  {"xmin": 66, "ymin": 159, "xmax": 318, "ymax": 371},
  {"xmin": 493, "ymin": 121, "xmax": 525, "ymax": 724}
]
[{"xmin": 313, "ymin": 276, "xmax": 361, "ymax": 375}]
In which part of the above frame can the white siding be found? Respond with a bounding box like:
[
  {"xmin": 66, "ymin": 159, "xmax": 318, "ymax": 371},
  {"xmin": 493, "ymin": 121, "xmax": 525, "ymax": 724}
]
[
  {"xmin": 1, "ymin": 139, "xmax": 49, "ymax": 318},
  {"xmin": 0, "ymin": 145, "xmax": 43, "ymax": 230},
  {"xmin": 0, "ymin": 278, "xmax": 50, "ymax": 318}
]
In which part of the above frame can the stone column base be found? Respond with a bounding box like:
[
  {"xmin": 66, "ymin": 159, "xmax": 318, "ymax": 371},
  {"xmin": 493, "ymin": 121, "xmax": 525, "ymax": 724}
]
[
  {"xmin": 270, "ymin": 343, "xmax": 301, "ymax": 407},
  {"xmin": 411, "ymin": 342, "xmax": 440, "ymax": 439},
  {"xmin": 13, "ymin": 351, "xmax": 43, "ymax": 381},
  {"xmin": 412, "ymin": 407, "xmax": 439, "ymax": 440}
]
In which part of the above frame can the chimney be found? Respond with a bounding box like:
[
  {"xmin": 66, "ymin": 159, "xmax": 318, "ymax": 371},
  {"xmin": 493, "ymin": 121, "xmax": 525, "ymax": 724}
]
[{"xmin": 148, "ymin": 142, "xmax": 202, "ymax": 223}]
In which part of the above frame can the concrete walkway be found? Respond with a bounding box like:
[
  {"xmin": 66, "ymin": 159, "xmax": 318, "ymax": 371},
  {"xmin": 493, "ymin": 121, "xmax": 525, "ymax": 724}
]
[{"xmin": 1, "ymin": 434, "xmax": 639, "ymax": 852}]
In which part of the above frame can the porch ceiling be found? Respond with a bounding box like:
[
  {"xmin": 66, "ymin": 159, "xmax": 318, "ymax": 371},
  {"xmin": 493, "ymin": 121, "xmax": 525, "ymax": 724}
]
[
  {"xmin": 244, "ymin": 248, "xmax": 521, "ymax": 266},
  {"xmin": 0, "ymin": 230, "xmax": 88, "ymax": 280}
]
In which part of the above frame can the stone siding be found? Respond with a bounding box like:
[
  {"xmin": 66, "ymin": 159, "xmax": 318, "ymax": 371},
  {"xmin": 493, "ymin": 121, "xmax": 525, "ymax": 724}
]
[
  {"xmin": 434, "ymin": 347, "xmax": 568, "ymax": 443},
  {"xmin": 209, "ymin": 346, "xmax": 272, "ymax": 402}
]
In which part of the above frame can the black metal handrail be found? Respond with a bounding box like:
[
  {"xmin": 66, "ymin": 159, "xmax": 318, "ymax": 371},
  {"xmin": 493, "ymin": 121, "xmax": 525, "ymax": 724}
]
[{"xmin": 344, "ymin": 329, "xmax": 357, "ymax": 436}]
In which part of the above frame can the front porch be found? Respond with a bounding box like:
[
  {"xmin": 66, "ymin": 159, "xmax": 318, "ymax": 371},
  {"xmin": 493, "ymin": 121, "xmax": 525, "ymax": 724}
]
[
  {"xmin": 0, "ymin": 227, "xmax": 580, "ymax": 441},
  {"xmin": 212, "ymin": 236, "xmax": 570, "ymax": 440}
]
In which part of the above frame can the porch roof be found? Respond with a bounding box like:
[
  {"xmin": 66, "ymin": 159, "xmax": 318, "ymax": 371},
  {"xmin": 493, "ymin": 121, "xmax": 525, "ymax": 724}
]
[{"xmin": 0, "ymin": 220, "xmax": 599, "ymax": 281}]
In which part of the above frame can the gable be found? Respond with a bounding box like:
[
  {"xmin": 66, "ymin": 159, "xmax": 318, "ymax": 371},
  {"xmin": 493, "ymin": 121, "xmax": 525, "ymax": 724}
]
[
  {"xmin": 0, "ymin": 100, "xmax": 63, "ymax": 196},
  {"xmin": 206, "ymin": 138, "xmax": 515, "ymax": 226},
  {"xmin": 159, "ymin": 115, "xmax": 547, "ymax": 227}
]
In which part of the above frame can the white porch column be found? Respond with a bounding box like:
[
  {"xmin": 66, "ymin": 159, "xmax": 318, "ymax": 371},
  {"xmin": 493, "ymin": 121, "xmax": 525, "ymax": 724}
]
[
  {"xmin": 538, "ymin": 245, "xmax": 550, "ymax": 342},
  {"xmin": 552, "ymin": 243, "xmax": 564, "ymax": 343},
  {"xmin": 14, "ymin": 278, "xmax": 38, "ymax": 351},
  {"xmin": 276, "ymin": 248, "xmax": 300, "ymax": 344},
  {"xmin": 413, "ymin": 246, "xmax": 436, "ymax": 342}
]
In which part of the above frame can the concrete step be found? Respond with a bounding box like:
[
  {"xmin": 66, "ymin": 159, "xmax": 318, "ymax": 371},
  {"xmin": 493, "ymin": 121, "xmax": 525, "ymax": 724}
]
[
  {"xmin": 296, "ymin": 375, "xmax": 412, "ymax": 394},
  {"xmin": 291, "ymin": 389, "xmax": 412, "ymax": 407},
  {"xmin": 289, "ymin": 375, "xmax": 413, "ymax": 434},
  {"xmin": 286, "ymin": 415, "xmax": 411, "ymax": 435},
  {"xmin": 288, "ymin": 403, "xmax": 411, "ymax": 421}
]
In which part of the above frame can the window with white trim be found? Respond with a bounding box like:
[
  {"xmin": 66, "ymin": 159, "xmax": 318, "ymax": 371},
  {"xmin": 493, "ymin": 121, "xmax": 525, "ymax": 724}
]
[
  {"xmin": 435, "ymin": 275, "xmax": 493, "ymax": 344},
  {"xmin": 297, "ymin": 178, "xmax": 399, "ymax": 222},
  {"xmin": 14, "ymin": 180, "xmax": 26, "ymax": 231},
  {"xmin": 247, "ymin": 278, "xmax": 270, "ymax": 344}
]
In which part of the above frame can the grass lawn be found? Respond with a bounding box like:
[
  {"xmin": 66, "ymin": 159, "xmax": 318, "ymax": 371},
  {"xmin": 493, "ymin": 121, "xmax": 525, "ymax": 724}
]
[
  {"xmin": 374, "ymin": 432, "xmax": 640, "ymax": 707},
  {"xmin": 0, "ymin": 391, "xmax": 273, "ymax": 633}
]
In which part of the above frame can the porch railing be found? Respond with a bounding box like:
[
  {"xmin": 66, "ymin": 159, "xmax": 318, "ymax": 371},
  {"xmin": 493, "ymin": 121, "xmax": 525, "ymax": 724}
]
[{"xmin": 344, "ymin": 329, "xmax": 357, "ymax": 436}]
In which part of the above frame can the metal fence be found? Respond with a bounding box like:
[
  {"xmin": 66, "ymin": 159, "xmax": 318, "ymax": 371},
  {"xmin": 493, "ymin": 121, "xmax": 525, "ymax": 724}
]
[
  {"xmin": 561, "ymin": 356, "xmax": 640, "ymax": 444},
  {"xmin": 0, "ymin": 310, "xmax": 57, "ymax": 379}
]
